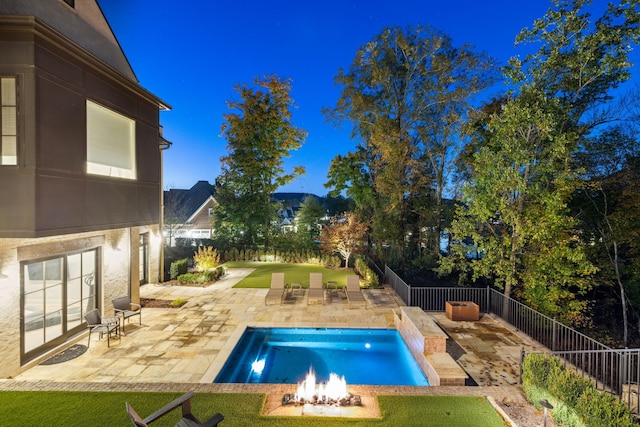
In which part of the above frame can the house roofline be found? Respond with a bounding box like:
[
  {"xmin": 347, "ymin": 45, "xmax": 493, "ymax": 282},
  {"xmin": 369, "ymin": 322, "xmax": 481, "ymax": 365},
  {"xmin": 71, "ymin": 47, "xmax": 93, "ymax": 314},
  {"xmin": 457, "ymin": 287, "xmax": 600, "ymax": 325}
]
[{"xmin": 186, "ymin": 195, "xmax": 217, "ymax": 223}]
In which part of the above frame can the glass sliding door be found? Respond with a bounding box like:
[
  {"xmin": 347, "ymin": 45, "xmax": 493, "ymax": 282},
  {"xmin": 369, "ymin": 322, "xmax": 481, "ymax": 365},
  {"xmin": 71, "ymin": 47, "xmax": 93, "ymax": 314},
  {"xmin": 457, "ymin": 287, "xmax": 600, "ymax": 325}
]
[
  {"xmin": 22, "ymin": 248, "xmax": 99, "ymax": 362},
  {"xmin": 23, "ymin": 258, "xmax": 63, "ymax": 353}
]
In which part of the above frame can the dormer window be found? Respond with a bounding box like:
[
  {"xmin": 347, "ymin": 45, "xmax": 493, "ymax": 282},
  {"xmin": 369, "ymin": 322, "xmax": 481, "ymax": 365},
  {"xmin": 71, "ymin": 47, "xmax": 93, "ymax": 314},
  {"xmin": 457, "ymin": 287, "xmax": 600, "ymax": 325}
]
[{"xmin": 86, "ymin": 100, "xmax": 136, "ymax": 179}]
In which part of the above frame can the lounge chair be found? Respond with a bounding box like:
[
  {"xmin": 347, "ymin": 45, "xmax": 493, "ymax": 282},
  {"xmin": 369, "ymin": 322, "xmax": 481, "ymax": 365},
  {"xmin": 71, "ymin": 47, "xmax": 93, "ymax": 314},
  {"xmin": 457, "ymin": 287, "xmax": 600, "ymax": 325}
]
[
  {"xmin": 112, "ymin": 295, "xmax": 142, "ymax": 335},
  {"xmin": 265, "ymin": 272, "xmax": 286, "ymax": 305},
  {"xmin": 85, "ymin": 309, "xmax": 120, "ymax": 347},
  {"xmin": 307, "ymin": 272, "xmax": 324, "ymax": 305},
  {"xmin": 345, "ymin": 275, "xmax": 367, "ymax": 309},
  {"xmin": 126, "ymin": 391, "xmax": 224, "ymax": 427}
]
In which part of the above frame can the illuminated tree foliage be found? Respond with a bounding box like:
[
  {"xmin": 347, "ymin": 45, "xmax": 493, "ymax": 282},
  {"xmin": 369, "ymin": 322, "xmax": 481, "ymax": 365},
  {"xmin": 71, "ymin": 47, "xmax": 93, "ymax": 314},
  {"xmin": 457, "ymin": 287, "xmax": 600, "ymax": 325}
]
[
  {"xmin": 320, "ymin": 212, "xmax": 369, "ymax": 268},
  {"xmin": 214, "ymin": 75, "xmax": 306, "ymax": 247},
  {"xmin": 324, "ymin": 25, "xmax": 495, "ymax": 261},
  {"xmin": 443, "ymin": 0, "xmax": 640, "ymax": 323}
]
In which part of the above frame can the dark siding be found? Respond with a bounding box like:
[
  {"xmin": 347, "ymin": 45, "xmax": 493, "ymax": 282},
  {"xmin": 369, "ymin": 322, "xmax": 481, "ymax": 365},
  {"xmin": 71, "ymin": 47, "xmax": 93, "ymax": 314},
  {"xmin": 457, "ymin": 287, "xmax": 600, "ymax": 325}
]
[{"xmin": 0, "ymin": 20, "xmax": 164, "ymax": 237}]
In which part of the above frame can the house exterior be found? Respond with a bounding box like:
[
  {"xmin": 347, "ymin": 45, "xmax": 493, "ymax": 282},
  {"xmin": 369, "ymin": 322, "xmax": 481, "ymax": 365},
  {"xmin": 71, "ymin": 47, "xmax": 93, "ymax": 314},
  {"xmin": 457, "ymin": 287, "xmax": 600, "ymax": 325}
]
[
  {"xmin": 0, "ymin": 0, "xmax": 170, "ymax": 378},
  {"xmin": 271, "ymin": 192, "xmax": 325, "ymax": 232},
  {"xmin": 163, "ymin": 181, "xmax": 216, "ymax": 246}
]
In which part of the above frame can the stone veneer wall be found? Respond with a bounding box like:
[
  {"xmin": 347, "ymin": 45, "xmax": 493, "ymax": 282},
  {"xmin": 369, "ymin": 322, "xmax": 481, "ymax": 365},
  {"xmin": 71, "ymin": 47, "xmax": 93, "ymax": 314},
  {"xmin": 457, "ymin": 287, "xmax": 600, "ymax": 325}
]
[
  {"xmin": 394, "ymin": 306, "xmax": 467, "ymax": 386},
  {"xmin": 0, "ymin": 225, "xmax": 160, "ymax": 379}
]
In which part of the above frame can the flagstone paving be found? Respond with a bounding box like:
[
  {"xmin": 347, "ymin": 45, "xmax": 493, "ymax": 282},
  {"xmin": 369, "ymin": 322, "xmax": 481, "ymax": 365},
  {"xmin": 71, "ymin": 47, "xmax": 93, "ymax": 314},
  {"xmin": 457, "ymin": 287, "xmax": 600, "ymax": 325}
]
[{"xmin": 0, "ymin": 267, "xmax": 556, "ymax": 426}]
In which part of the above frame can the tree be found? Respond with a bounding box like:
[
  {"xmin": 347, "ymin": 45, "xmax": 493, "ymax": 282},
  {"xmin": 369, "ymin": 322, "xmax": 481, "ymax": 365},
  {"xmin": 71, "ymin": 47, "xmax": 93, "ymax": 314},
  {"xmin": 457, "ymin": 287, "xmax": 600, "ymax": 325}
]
[
  {"xmin": 296, "ymin": 196, "xmax": 326, "ymax": 244},
  {"xmin": 442, "ymin": 0, "xmax": 640, "ymax": 322},
  {"xmin": 213, "ymin": 75, "xmax": 307, "ymax": 247},
  {"xmin": 575, "ymin": 125, "xmax": 640, "ymax": 345},
  {"xmin": 163, "ymin": 186, "xmax": 190, "ymax": 247},
  {"xmin": 320, "ymin": 213, "xmax": 369, "ymax": 268},
  {"xmin": 324, "ymin": 25, "xmax": 496, "ymax": 262}
]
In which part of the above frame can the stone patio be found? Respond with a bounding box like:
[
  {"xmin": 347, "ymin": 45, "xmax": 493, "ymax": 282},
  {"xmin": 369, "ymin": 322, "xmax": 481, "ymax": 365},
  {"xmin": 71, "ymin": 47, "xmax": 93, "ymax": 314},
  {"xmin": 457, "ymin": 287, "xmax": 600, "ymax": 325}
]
[{"xmin": 0, "ymin": 268, "xmax": 556, "ymax": 426}]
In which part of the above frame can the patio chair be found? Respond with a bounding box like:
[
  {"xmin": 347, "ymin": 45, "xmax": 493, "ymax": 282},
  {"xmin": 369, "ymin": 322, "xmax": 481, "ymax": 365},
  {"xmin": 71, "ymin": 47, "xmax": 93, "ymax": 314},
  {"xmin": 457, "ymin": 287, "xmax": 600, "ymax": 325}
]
[
  {"xmin": 126, "ymin": 391, "xmax": 224, "ymax": 427},
  {"xmin": 345, "ymin": 275, "xmax": 367, "ymax": 309},
  {"xmin": 265, "ymin": 272, "xmax": 286, "ymax": 305},
  {"xmin": 85, "ymin": 308, "xmax": 120, "ymax": 347},
  {"xmin": 307, "ymin": 272, "xmax": 324, "ymax": 305},
  {"xmin": 112, "ymin": 295, "xmax": 142, "ymax": 335}
]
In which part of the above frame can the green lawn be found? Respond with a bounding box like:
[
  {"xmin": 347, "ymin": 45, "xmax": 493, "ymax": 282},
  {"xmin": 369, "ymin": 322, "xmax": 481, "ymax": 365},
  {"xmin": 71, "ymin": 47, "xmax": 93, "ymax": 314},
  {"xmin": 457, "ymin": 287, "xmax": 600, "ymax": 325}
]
[
  {"xmin": 225, "ymin": 262, "xmax": 354, "ymax": 288},
  {"xmin": 0, "ymin": 391, "xmax": 507, "ymax": 426}
]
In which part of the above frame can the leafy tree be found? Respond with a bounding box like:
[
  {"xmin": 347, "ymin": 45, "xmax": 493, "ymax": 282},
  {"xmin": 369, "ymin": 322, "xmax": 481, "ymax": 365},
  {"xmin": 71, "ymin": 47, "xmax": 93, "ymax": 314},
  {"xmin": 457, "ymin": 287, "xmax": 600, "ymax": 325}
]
[
  {"xmin": 575, "ymin": 125, "xmax": 640, "ymax": 345},
  {"xmin": 324, "ymin": 25, "xmax": 495, "ymax": 261},
  {"xmin": 442, "ymin": 0, "xmax": 640, "ymax": 322},
  {"xmin": 320, "ymin": 212, "xmax": 369, "ymax": 268},
  {"xmin": 163, "ymin": 186, "xmax": 190, "ymax": 247},
  {"xmin": 296, "ymin": 196, "xmax": 326, "ymax": 244},
  {"xmin": 213, "ymin": 75, "xmax": 306, "ymax": 247}
]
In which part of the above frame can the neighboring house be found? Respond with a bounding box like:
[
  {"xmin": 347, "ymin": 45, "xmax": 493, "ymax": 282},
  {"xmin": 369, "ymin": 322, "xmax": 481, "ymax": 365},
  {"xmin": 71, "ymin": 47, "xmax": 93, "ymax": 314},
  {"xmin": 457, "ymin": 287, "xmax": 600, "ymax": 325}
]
[
  {"xmin": 163, "ymin": 181, "xmax": 216, "ymax": 246},
  {"xmin": 271, "ymin": 192, "xmax": 323, "ymax": 232},
  {"xmin": 0, "ymin": 0, "xmax": 170, "ymax": 378}
]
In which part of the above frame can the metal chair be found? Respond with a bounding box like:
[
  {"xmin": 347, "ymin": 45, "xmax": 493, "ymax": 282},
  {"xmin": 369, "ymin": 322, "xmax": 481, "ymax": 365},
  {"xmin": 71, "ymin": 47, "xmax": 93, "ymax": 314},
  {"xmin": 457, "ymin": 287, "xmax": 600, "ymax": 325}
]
[{"xmin": 112, "ymin": 295, "xmax": 142, "ymax": 335}]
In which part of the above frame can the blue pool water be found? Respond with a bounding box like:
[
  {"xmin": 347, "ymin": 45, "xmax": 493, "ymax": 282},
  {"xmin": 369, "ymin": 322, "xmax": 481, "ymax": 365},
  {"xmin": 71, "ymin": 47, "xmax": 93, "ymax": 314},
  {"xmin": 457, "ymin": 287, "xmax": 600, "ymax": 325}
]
[{"xmin": 214, "ymin": 327, "xmax": 430, "ymax": 386}]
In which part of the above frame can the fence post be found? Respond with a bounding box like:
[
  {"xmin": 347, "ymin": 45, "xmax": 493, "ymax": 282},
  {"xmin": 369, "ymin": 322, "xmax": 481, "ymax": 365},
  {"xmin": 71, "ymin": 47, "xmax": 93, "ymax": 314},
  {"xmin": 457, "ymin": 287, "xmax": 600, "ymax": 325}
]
[
  {"xmin": 519, "ymin": 347, "xmax": 525, "ymax": 384},
  {"xmin": 486, "ymin": 286, "xmax": 490, "ymax": 314},
  {"xmin": 552, "ymin": 318, "xmax": 557, "ymax": 352}
]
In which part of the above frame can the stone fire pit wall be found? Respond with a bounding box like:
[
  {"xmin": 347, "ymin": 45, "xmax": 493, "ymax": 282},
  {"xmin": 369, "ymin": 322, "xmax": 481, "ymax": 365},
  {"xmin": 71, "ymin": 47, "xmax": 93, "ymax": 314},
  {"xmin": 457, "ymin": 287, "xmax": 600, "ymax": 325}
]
[{"xmin": 394, "ymin": 307, "xmax": 467, "ymax": 386}]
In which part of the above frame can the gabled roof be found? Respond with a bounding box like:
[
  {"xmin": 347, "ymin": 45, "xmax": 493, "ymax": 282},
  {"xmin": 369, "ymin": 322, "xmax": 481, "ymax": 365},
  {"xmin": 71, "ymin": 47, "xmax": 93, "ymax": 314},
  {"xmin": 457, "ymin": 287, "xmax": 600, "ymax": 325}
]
[
  {"xmin": 0, "ymin": 0, "xmax": 136, "ymax": 81},
  {"xmin": 164, "ymin": 181, "xmax": 216, "ymax": 223}
]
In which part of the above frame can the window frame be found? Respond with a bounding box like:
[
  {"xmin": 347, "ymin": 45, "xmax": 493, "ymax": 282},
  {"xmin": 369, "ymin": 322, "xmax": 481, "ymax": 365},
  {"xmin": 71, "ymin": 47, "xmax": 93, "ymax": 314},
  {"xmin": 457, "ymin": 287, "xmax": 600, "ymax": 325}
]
[
  {"xmin": 1, "ymin": 76, "xmax": 18, "ymax": 166},
  {"xmin": 86, "ymin": 100, "xmax": 136, "ymax": 179}
]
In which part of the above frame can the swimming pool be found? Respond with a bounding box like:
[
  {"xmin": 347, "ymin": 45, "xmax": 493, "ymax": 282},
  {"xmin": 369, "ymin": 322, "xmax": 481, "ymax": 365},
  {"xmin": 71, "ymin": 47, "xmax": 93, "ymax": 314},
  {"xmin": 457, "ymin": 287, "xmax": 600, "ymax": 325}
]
[{"xmin": 213, "ymin": 327, "xmax": 430, "ymax": 386}]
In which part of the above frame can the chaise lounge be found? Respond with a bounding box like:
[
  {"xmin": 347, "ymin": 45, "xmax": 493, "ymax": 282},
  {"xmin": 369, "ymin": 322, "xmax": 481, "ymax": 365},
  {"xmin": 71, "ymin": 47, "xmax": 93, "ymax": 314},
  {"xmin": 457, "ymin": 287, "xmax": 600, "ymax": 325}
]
[
  {"xmin": 345, "ymin": 275, "xmax": 367, "ymax": 309},
  {"xmin": 307, "ymin": 272, "xmax": 324, "ymax": 305},
  {"xmin": 265, "ymin": 272, "xmax": 286, "ymax": 305}
]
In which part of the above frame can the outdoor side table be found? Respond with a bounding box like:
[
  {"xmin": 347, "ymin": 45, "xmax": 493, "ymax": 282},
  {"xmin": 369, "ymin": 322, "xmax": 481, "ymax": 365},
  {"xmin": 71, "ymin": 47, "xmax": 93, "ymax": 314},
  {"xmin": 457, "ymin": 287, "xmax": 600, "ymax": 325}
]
[
  {"xmin": 103, "ymin": 316, "xmax": 121, "ymax": 337},
  {"xmin": 290, "ymin": 281, "xmax": 302, "ymax": 295}
]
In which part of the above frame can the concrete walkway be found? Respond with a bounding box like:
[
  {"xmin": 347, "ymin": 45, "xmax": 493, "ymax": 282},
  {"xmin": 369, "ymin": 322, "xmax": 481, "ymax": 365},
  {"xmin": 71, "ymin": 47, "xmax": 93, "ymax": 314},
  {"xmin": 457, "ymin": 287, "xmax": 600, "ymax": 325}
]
[{"xmin": 0, "ymin": 268, "xmax": 555, "ymax": 426}]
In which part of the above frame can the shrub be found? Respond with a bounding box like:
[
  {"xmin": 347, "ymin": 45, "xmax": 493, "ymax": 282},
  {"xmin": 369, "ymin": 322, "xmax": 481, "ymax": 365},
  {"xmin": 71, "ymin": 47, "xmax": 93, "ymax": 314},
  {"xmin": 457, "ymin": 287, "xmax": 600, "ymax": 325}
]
[
  {"xmin": 354, "ymin": 257, "xmax": 381, "ymax": 288},
  {"xmin": 193, "ymin": 246, "xmax": 220, "ymax": 271},
  {"xmin": 521, "ymin": 353, "xmax": 562, "ymax": 389},
  {"xmin": 547, "ymin": 365, "xmax": 591, "ymax": 409},
  {"xmin": 177, "ymin": 266, "xmax": 226, "ymax": 284},
  {"xmin": 170, "ymin": 258, "xmax": 188, "ymax": 279},
  {"xmin": 575, "ymin": 387, "xmax": 636, "ymax": 427},
  {"xmin": 521, "ymin": 353, "xmax": 636, "ymax": 427},
  {"xmin": 170, "ymin": 298, "xmax": 187, "ymax": 308}
]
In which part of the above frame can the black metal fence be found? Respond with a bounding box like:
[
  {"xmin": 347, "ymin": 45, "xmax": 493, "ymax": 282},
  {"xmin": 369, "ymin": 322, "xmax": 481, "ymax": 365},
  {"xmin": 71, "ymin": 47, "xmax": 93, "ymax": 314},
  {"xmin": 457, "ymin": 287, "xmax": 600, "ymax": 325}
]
[{"xmin": 383, "ymin": 264, "xmax": 639, "ymax": 411}]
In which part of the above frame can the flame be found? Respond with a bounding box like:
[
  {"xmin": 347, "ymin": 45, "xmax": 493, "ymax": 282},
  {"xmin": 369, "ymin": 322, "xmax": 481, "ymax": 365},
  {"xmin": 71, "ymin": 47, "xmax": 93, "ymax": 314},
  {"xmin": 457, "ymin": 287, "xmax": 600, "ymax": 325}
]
[{"xmin": 295, "ymin": 367, "xmax": 348, "ymax": 403}]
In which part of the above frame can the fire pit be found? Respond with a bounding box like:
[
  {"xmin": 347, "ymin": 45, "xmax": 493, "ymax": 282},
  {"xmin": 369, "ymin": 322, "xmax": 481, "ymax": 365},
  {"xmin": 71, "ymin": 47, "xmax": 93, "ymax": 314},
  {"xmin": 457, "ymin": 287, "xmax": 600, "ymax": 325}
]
[
  {"xmin": 282, "ymin": 369, "xmax": 361, "ymax": 407},
  {"xmin": 446, "ymin": 301, "xmax": 480, "ymax": 321}
]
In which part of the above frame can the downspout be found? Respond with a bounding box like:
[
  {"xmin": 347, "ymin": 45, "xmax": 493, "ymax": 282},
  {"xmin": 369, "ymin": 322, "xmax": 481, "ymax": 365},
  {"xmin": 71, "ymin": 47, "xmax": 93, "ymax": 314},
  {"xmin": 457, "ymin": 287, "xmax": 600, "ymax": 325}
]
[{"xmin": 159, "ymin": 128, "xmax": 172, "ymax": 283}]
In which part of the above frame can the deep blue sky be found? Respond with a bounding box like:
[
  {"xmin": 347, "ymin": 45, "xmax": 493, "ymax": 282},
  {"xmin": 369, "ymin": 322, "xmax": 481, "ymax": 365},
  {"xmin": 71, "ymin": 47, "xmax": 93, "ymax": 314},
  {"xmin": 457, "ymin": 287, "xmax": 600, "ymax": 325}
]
[{"xmin": 98, "ymin": 1, "xmax": 558, "ymax": 195}]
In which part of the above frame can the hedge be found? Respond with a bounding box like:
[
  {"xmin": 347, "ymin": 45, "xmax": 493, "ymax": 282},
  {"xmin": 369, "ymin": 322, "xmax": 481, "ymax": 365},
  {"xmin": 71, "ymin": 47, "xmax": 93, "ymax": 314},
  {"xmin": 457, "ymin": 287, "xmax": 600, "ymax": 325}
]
[
  {"xmin": 169, "ymin": 258, "xmax": 188, "ymax": 279},
  {"xmin": 177, "ymin": 265, "xmax": 227, "ymax": 285},
  {"xmin": 222, "ymin": 248, "xmax": 341, "ymax": 269},
  {"xmin": 522, "ymin": 353, "xmax": 636, "ymax": 427},
  {"xmin": 354, "ymin": 256, "xmax": 380, "ymax": 288}
]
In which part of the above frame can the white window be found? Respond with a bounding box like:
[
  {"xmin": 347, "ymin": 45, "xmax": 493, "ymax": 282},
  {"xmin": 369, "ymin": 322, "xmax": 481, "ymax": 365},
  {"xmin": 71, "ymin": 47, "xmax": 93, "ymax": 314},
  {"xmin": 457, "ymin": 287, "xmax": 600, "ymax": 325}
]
[
  {"xmin": 1, "ymin": 77, "xmax": 17, "ymax": 165},
  {"xmin": 86, "ymin": 100, "xmax": 136, "ymax": 179}
]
